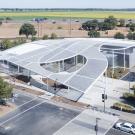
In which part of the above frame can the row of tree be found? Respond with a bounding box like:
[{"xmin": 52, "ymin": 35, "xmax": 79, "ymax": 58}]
[{"xmin": 82, "ymin": 16, "xmax": 125, "ymax": 31}]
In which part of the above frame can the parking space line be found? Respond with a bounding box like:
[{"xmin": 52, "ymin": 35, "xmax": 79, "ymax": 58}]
[{"xmin": 0, "ymin": 100, "xmax": 46, "ymax": 126}]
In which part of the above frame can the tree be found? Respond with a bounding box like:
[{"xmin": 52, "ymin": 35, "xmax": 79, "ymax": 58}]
[
  {"xmin": 104, "ymin": 16, "xmax": 117, "ymax": 29},
  {"xmin": 0, "ymin": 77, "xmax": 12, "ymax": 105},
  {"xmin": 118, "ymin": 19, "xmax": 125, "ymax": 27},
  {"xmin": 19, "ymin": 23, "xmax": 37, "ymax": 38},
  {"xmin": 82, "ymin": 20, "xmax": 98, "ymax": 31},
  {"xmin": 5, "ymin": 17, "xmax": 12, "ymax": 23},
  {"xmin": 98, "ymin": 22, "xmax": 113, "ymax": 31},
  {"xmin": 88, "ymin": 30, "xmax": 100, "ymax": 38},
  {"xmin": 114, "ymin": 32, "xmax": 125, "ymax": 39},
  {"xmin": 129, "ymin": 23, "xmax": 135, "ymax": 32},
  {"xmin": 127, "ymin": 32, "xmax": 133, "ymax": 40},
  {"xmin": 50, "ymin": 33, "xmax": 57, "ymax": 39}
]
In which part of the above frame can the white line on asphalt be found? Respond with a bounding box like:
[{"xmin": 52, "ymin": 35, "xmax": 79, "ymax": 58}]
[
  {"xmin": 14, "ymin": 97, "xmax": 38, "ymax": 109},
  {"xmin": 53, "ymin": 109, "xmax": 119, "ymax": 135},
  {"xmin": 53, "ymin": 109, "xmax": 84, "ymax": 135},
  {"xmin": 14, "ymin": 88, "xmax": 37, "ymax": 98},
  {"xmin": 119, "ymin": 71, "xmax": 130, "ymax": 80},
  {"xmin": 1, "ymin": 97, "xmax": 38, "ymax": 119},
  {"xmin": 0, "ymin": 100, "xmax": 46, "ymax": 126},
  {"xmin": 104, "ymin": 118, "xmax": 119, "ymax": 135}
]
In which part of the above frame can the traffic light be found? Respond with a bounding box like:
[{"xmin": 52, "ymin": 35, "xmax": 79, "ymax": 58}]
[{"xmin": 102, "ymin": 94, "xmax": 107, "ymax": 100}]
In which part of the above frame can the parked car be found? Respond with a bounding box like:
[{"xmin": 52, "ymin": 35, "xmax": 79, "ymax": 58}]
[{"xmin": 114, "ymin": 122, "xmax": 135, "ymax": 134}]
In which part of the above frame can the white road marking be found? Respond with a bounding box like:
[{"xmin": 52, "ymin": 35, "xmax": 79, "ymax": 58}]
[
  {"xmin": 53, "ymin": 109, "xmax": 84, "ymax": 135},
  {"xmin": 0, "ymin": 97, "xmax": 38, "ymax": 119},
  {"xmin": 104, "ymin": 119, "xmax": 119, "ymax": 135},
  {"xmin": 14, "ymin": 97, "xmax": 38, "ymax": 109},
  {"xmin": 53, "ymin": 109, "xmax": 119, "ymax": 135},
  {"xmin": 0, "ymin": 100, "xmax": 46, "ymax": 126}
]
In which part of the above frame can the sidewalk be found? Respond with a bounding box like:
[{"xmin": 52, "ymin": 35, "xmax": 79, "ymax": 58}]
[
  {"xmin": 95, "ymin": 105, "xmax": 135, "ymax": 123},
  {"xmin": 54, "ymin": 109, "xmax": 118, "ymax": 135}
]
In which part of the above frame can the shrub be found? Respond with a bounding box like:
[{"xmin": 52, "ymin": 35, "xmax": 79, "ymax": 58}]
[
  {"xmin": 123, "ymin": 92, "xmax": 135, "ymax": 101},
  {"xmin": 88, "ymin": 30, "xmax": 100, "ymax": 38},
  {"xmin": 57, "ymin": 26, "xmax": 62, "ymax": 29},
  {"xmin": 114, "ymin": 32, "xmax": 125, "ymax": 39},
  {"xmin": 111, "ymin": 102, "xmax": 134, "ymax": 113},
  {"xmin": 31, "ymin": 36, "xmax": 37, "ymax": 41},
  {"xmin": 42, "ymin": 34, "xmax": 48, "ymax": 40},
  {"xmin": 50, "ymin": 33, "xmax": 57, "ymax": 39},
  {"xmin": 127, "ymin": 32, "xmax": 133, "ymax": 40}
]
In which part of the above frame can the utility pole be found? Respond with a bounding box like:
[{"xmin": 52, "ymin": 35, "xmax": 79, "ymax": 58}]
[{"xmin": 68, "ymin": 9, "xmax": 71, "ymax": 37}]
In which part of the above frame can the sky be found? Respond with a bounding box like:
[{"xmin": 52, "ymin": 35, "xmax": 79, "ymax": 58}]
[{"xmin": 1, "ymin": 0, "xmax": 135, "ymax": 9}]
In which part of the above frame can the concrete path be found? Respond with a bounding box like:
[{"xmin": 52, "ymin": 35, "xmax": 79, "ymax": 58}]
[{"xmin": 54, "ymin": 109, "xmax": 119, "ymax": 135}]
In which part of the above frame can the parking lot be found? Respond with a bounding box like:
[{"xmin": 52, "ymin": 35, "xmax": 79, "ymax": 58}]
[
  {"xmin": 0, "ymin": 91, "xmax": 80, "ymax": 135},
  {"xmin": 121, "ymin": 72, "xmax": 135, "ymax": 82},
  {"xmin": 106, "ymin": 120, "xmax": 135, "ymax": 135}
]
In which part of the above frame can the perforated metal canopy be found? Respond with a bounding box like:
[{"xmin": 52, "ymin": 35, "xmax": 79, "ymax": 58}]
[{"xmin": 1, "ymin": 38, "xmax": 135, "ymax": 94}]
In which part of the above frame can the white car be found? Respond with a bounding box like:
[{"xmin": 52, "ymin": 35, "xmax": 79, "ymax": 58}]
[{"xmin": 114, "ymin": 122, "xmax": 135, "ymax": 134}]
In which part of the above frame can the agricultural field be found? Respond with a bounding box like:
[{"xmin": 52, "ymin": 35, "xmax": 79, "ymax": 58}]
[{"xmin": 0, "ymin": 11, "xmax": 135, "ymax": 20}]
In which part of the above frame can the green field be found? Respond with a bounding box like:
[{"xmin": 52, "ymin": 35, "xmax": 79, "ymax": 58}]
[{"xmin": 1, "ymin": 11, "xmax": 135, "ymax": 20}]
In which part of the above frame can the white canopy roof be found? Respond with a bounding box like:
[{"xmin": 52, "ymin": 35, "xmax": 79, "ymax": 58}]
[{"xmin": 1, "ymin": 38, "xmax": 135, "ymax": 94}]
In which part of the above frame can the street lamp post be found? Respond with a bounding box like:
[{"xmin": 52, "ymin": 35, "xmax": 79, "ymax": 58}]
[
  {"xmin": 54, "ymin": 79, "xmax": 58, "ymax": 95},
  {"xmin": 102, "ymin": 71, "xmax": 107, "ymax": 112},
  {"xmin": 129, "ymin": 68, "xmax": 131, "ymax": 93},
  {"xmin": 95, "ymin": 118, "xmax": 101, "ymax": 135}
]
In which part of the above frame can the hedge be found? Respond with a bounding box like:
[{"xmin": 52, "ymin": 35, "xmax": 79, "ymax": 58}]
[
  {"xmin": 123, "ymin": 92, "xmax": 135, "ymax": 101},
  {"xmin": 111, "ymin": 102, "xmax": 134, "ymax": 113}
]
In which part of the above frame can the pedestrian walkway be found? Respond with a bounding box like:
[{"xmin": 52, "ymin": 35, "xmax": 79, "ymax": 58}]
[{"xmin": 54, "ymin": 109, "xmax": 119, "ymax": 135}]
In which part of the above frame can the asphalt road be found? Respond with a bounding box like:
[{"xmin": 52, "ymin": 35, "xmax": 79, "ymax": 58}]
[
  {"xmin": 0, "ymin": 93, "xmax": 79, "ymax": 135},
  {"xmin": 8, "ymin": 90, "xmax": 36, "ymax": 106}
]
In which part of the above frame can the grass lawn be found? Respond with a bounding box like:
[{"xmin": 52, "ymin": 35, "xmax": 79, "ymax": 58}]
[{"xmin": 1, "ymin": 11, "xmax": 135, "ymax": 20}]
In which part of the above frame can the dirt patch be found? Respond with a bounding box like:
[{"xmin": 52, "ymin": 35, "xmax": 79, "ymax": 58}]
[
  {"xmin": 0, "ymin": 103, "xmax": 16, "ymax": 117},
  {"xmin": 0, "ymin": 22, "xmax": 87, "ymax": 38},
  {"xmin": 100, "ymin": 27, "xmax": 129, "ymax": 37},
  {"xmin": 13, "ymin": 85, "xmax": 44, "ymax": 96},
  {"xmin": 52, "ymin": 96, "xmax": 89, "ymax": 109}
]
